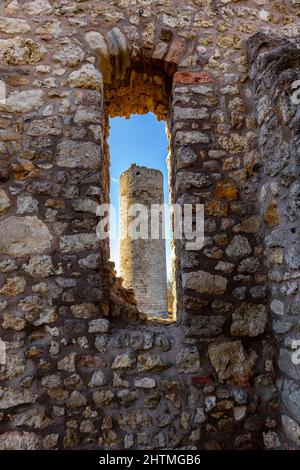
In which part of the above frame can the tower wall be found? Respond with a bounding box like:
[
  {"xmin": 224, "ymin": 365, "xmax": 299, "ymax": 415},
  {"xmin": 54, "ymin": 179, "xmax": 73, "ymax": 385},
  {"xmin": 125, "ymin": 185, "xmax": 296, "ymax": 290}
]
[{"xmin": 120, "ymin": 165, "xmax": 168, "ymax": 316}]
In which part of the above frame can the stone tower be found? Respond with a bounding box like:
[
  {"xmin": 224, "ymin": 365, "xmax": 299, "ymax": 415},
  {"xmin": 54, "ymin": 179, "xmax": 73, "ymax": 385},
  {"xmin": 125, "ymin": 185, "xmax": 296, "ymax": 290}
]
[{"xmin": 120, "ymin": 164, "xmax": 168, "ymax": 316}]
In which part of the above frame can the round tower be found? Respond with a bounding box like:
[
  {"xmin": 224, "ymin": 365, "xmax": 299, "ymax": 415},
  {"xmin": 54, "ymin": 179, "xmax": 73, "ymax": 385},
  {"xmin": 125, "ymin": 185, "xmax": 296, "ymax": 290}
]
[{"xmin": 119, "ymin": 164, "xmax": 168, "ymax": 316}]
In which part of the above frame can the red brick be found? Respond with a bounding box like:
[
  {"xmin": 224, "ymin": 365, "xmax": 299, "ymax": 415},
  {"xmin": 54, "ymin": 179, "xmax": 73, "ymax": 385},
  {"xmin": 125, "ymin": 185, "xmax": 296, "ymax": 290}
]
[
  {"xmin": 174, "ymin": 71, "xmax": 215, "ymax": 85},
  {"xmin": 191, "ymin": 374, "xmax": 214, "ymax": 385}
]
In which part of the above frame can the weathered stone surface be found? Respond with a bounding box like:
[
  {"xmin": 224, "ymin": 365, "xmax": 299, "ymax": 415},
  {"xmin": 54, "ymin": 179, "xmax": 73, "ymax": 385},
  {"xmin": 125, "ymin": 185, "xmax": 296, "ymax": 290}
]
[
  {"xmin": 0, "ymin": 17, "xmax": 30, "ymax": 34},
  {"xmin": 176, "ymin": 347, "xmax": 200, "ymax": 373},
  {"xmin": 208, "ymin": 341, "xmax": 257, "ymax": 386},
  {"xmin": 282, "ymin": 379, "xmax": 300, "ymax": 424},
  {"xmin": 134, "ymin": 378, "xmax": 156, "ymax": 389},
  {"xmin": 137, "ymin": 353, "xmax": 171, "ymax": 372},
  {"xmin": 23, "ymin": 255, "xmax": 54, "ymax": 278},
  {"xmin": 0, "ymin": 189, "xmax": 10, "ymax": 215},
  {"xmin": 0, "ymin": 216, "xmax": 52, "ymax": 257},
  {"xmin": 183, "ymin": 270, "xmax": 227, "ymax": 295},
  {"xmin": 68, "ymin": 64, "xmax": 102, "ymax": 90},
  {"xmin": 231, "ymin": 303, "xmax": 268, "ymax": 337},
  {"xmin": 58, "ymin": 353, "xmax": 76, "ymax": 373},
  {"xmin": 24, "ymin": 0, "xmax": 53, "ymax": 15},
  {"xmin": 0, "ymin": 431, "xmax": 38, "ymax": 450},
  {"xmin": 88, "ymin": 370, "xmax": 106, "ymax": 387},
  {"xmin": 225, "ymin": 235, "xmax": 252, "ymax": 258},
  {"xmin": 2, "ymin": 312, "xmax": 26, "ymax": 331},
  {"xmin": 0, "ymin": 388, "xmax": 37, "ymax": 409},
  {"xmin": 59, "ymin": 233, "xmax": 99, "ymax": 254},
  {"xmin": 71, "ymin": 303, "xmax": 98, "ymax": 320},
  {"xmin": 0, "ymin": 276, "xmax": 26, "ymax": 296},
  {"xmin": 56, "ymin": 140, "xmax": 101, "ymax": 169},
  {"xmin": 54, "ymin": 45, "xmax": 85, "ymax": 67},
  {"xmin": 0, "ymin": 90, "xmax": 44, "ymax": 113},
  {"xmin": 112, "ymin": 352, "xmax": 136, "ymax": 369},
  {"xmin": 88, "ymin": 319, "xmax": 110, "ymax": 333},
  {"xmin": 281, "ymin": 415, "xmax": 300, "ymax": 445}
]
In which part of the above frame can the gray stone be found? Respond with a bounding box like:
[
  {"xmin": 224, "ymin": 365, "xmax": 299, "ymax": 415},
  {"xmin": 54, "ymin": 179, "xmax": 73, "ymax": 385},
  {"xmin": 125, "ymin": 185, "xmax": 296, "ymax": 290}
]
[
  {"xmin": 0, "ymin": 432, "xmax": 38, "ymax": 450},
  {"xmin": 270, "ymin": 299, "xmax": 284, "ymax": 315},
  {"xmin": 231, "ymin": 303, "xmax": 268, "ymax": 337},
  {"xmin": 0, "ymin": 388, "xmax": 37, "ymax": 409},
  {"xmin": 88, "ymin": 319, "xmax": 109, "ymax": 333},
  {"xmin": 112, "ymin": 352, "xmax": 136, "ymax": 369},
  {"xmin": 23, "ymin": 255, "xmax": 54, "ymax": 278},
  {"xmin": 24, "ymin": 0, "xmax": 53, "ymax": 15},
  {"xmin": 176, "ymin": 347, "xmax": 200, "ymax": 373},
  {"xmin": 56, "ymin": 140, "xmax": 101, "ymax": 169},
  {"xmin": 282, "ymin": 379, "xmax": 300, "ymax": 423},
  {"xmin": 134, "ymin": 378, "xmax": 156, "ymax": 389},
  {"xmin": 88, "ymin": 371, "xmax": 106, "ymax": 387},
  {"xmin": 279, "ymin": 349, "xmax": 300, "ymax": 381},
  {"xmin": 183, "ymin": 270, "xmax": 227, "ymax": 295},
  {"xmin": 16, "ymin": 195, "xmax": 39, "ymax": 214},
  {"xmin": 281, "ymin": 415, "xmax": 300, "ymax": 445},
  {"xmin": 59, "ymin": 233, "xmax": 99, "ymax": 253},
  {"xmin": 225, "ymin": 235, "xmax": 252, "ymax": 258},
  {"xmin": 53, "ymin": 44, "xmax": 85, "ymax": 67}
]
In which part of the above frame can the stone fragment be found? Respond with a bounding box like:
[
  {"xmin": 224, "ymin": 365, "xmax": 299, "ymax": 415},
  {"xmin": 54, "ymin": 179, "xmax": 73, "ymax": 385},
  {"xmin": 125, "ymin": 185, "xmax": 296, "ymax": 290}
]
[
  {"xmin": 176, "ymin": 347, "xmax": 200, "ymax": 373},
  {"xmin": 0, "ymin": 38, "xmax": 46, "ymax": 65},
  {"xmin": 231, "ymin": 303, "xmax": 268, "ymax": 337},
  {"xmin": 107, "ymin": 27, "xmax": 130, "ymax": 81},
  {"xmin": 0, "ymin": 216, "xmax": 52, "ymax": 257},
  {"xmin": 67, "ymin": 391, "xmax": 87, "ymax": 409},
  {"xmin": 270, "ymin": 300, "xmax": 284, "ymax": 315},
  {"xmin": 16, "ymin": 196, "xmax": 38, "ymax": 214},
  {"xmin": 54, "ymin": 45, "xmax": 85, "ymax": 67},
  {"xmin": 24, "ymin": 0, "xmax": 53, "ymax": 15},
  {"xmin": 282, "ymin": 379, "xmax": 300, "ymax": 423},
  {"xmin": 0, "ymin": 190, "xmax": 10, "ymax": 215},
  {"xmin": 137, "ymin": 353, "xmax": 171, "ymax": 372},
  {"xmin": 183, "ymin": 270, "xmax": 227, "ymax": 295},
  {"xmin": 111, "ymin": 352, "xmax": 136, "ymax": 369},
  {"xmin": 58, "ymin": 353, "xmax": 76, "ymax": 372},
  {"xmin": 68, "ymin": 64, "xmax": 102, "ymax": 91},
  {"xmin": 88, "ymin": 371, "xmax": 106, "ymax": 388},
  {"xmin": 84, "ymin": 31, "xmax": 111, "ymax": 83},
  {"xmin": 71, "ymin": 303, "xmax": 98, "ymax": 320},
  {"xmin": 93, "ymin": 390, "xmax": 114, "ymax": 406},
  {"xmin": 0, "ymin": 432, "xmax": 38, "ymax": 450},
  {"xmin": 59, "ymin": 233, "xmax": 99, "ymax": 254},
  {"xmin": 176, "ymin": 146, "xmax": 197, "ymax": 169},
  {"xmin": 225, "ymin": 235, "xmax": 252, "ymax": 258},
  {"xmin": 0, "ymin": 90, "xmax": 44, "ymax": 113},
  {"xmin": 134, "ymin": 378, "xmax": 156, "ymax": 389},
  {"xmin": 23, "ymin": 255, "xmax": 54, "ymax": 278},
  {"xmin": 0, "ymin": 276, "xmax": 26, "ymax": 296},
  {"xmin": 43, "ymin": 434, "xmax": 59, "ymax": 449},
  {"xmin": 2, "ymin": 312, "xmax": 25, "ymax": 331},
  {"xmin": 233, "ymin": 216, "xmax": 260, "ymax": 234},
  {"xmin": 208, "ymin": 341, "xmax": 257, "ymax": 386},
  {"xmin": 0, "ymin": 17, "xmax": 30, "ymax": 34},
  {"xmin": 88, "ymin": 319, "xmax": 109, "ymax": 333},
  {"xmin": 0, "ymin": 388, "xmax": 37, "ymax": 409},
  {"xmin": 56, "ymin": 140, "xmax": 100, "ymax": 169},
  {"xmin": 281, "ymin": 415, "xmax": 300, "ymax": 445}
]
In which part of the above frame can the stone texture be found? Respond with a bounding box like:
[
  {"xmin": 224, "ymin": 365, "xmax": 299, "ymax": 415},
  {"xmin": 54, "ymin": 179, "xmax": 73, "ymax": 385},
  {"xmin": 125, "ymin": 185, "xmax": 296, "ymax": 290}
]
[
  {"xmin": 231, "ymin": 303, "xmax": 268, "ymax": 337},
  {"xmin": 208, "ymin": 341, "xmax": 257, "ymax": 386},
  {"xmin": 0, "ymin": 217, "xmax": 52, "ymax": 257},
  {"xmin": 56, "ymin": 140, "xmax": 101, "ymax": 169},
  {"xmin": 183, "ymin": 271, "xmax": 227, "ymax": 295}
]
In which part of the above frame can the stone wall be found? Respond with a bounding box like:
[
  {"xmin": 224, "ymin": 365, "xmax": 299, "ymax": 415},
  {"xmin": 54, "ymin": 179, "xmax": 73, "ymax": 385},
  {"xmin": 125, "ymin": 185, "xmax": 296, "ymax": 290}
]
[
  {"xmin": 120, "ymin": 164, "xmax": 168, "ymax": 317},
  {"xmin": 0, "ymin": 0, "xmax": 299, "ymax": 450}
]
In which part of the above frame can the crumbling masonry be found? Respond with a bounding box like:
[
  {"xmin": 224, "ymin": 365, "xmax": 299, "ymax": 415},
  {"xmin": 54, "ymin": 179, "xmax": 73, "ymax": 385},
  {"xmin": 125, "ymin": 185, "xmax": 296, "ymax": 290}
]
[{"xmin": 0, "ymin": 0, "xmax": 300, "ymax": 450}]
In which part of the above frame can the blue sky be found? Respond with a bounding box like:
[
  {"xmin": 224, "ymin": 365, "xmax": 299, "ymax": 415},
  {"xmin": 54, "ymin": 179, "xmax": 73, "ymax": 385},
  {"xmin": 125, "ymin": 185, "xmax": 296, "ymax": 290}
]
[{"xmin": 108, "ymin": 113, "xmax": 172, "ymax": 279}]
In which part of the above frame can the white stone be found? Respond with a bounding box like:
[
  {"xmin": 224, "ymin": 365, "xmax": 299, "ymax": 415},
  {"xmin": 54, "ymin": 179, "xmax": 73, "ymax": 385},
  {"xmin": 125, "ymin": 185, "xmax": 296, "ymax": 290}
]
[
  {"xmin": 0, "ymin": 216, "xmax": 52, "ymax": 257},
  {"xmin": 0, "ymin": 90, "xmax": 44, "ymax": 113},
  {"xmin": 88, "ymin": 370, "xmax": 106, "ymax": 387},
  {"xmin": 134, "ymin": 378, "xmax": 156, "ymax": 388},
  {"xmin": 68, "ymin": 64, "xmax": 102, "ymax": 90},
  {"xmin": 16, "ymin": 195, "xmax": 38, "ymax": 214},
  {"xmin": 88, "ymin": 319, "xmax": 110, "ymax": 333},
  {"xmin": 24, "ymin": 0, "xmax": 53, "ymax": 15},
  {"xmin": 183, "ymin": 270, "xmax": 227, "ymax": 295},
  {"xmin": 23, "ymin": 255, "xmax": 54, "ymax": 278},
  {"xmin": 271, "ymin": 299, "xmax": 284, "ymax": 315},
  {"xmin": 59, "ymin": 233, "xmax": 99, "ymax": 254},
  {"xmin": 53, "ymin": 44, "xmax": 85, "ymax": 67},
  {"xmin": 0, "ymin": 17, "xmax": 30, "ymax": 34}
]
